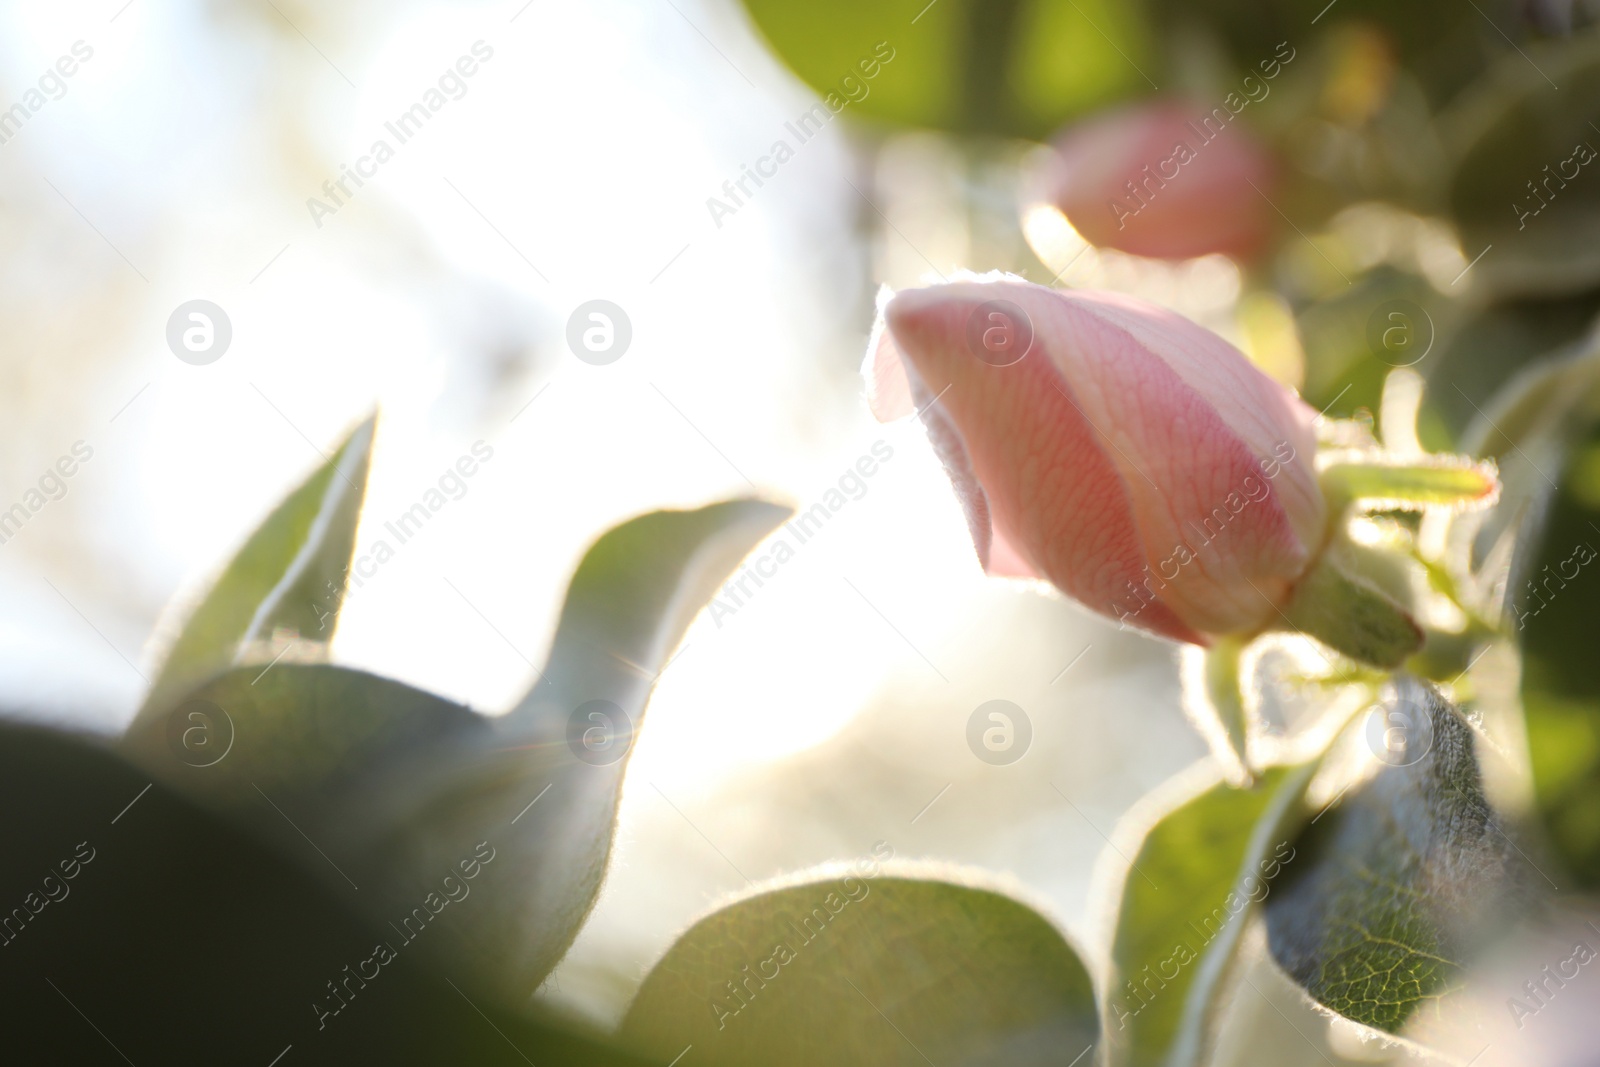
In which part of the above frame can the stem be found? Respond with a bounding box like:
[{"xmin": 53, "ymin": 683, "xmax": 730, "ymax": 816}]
[{"xmin": 1199, "ymin": 636, "xmax": 1255, "ymax": 785}]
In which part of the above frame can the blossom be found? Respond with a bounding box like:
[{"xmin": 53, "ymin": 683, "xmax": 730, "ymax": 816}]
[
  {"xmin": 864, "ymin": 276, "xmax": 1325, "ymax": 644},
  {"xmin": 1042, "ymin": 101, "xmax": 1277, "ymax": 261}
]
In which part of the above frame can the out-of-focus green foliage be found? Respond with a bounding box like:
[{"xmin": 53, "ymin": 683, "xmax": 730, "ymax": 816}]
[
  {"xmin": 736, "ymin": 0, "xmax": 1150, "ymax": 138},
  {"xmin": 1143, "ymin": 0, "xmax": 1516, "ymax": 106},
  {"xmin": 1446, "ymin": 34, "xmax": 1600, "ymax": 298},
  {"xmin": 1522, "ymin": 421, "xmax": 1600, "ymax": 888},
  {"xmin": 1425, "ymin": 292, "xmax": 1600, "ymax": 438},
  {"xmin": 1297, "ymin": 270, "xmax": 1445, "ymax": 419},
  {"xmin": 621, "ymin": 873, "xmax": 1099, "ymax": 1066}
]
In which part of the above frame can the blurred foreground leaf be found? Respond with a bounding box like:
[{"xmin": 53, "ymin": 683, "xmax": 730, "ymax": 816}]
[
  {"xmin": 0, "ymin": 723, "xmax": 654, "ymax": 1066},
  {"xmin": 121, "ymin": 498, "xmax": 791, "ymax": 1015},
  {"xmin": 621, "ymin": 872, "xmax": 1099, "ymax": 1066},
  {"xmin": 136, "ymin": 415, "xmax": 375, "ymax": 719},
  {"xmin": 1104, "ymin": 761, "xmax": 1315, "ymax": 1067},
  {"xmin": 1264, "ymin": 678, "xmax": 1526, "ymax": 1034}
]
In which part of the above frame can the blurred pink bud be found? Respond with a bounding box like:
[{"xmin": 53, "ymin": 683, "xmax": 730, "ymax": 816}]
[
  {"xmin": 1043, "ymin": 101, "xmax": 1277, "ymax": 261},
  {"xmin": 865, "ymin": 276, "xmax": 1325, "ymax": 644}
]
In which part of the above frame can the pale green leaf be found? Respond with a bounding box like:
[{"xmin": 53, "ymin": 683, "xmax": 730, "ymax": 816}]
[
  {"xmin": 621, "ymin": 871, "xmax": 1099, "ymax": 1066},
  {"xmin": 136, "ymin": 415, "xmax": 375, "ymax": 720},
  {"xmin": 1103, "ymin": 760, "xmax": 1316, "ymax": 1067},
  {"xmin": 0, "ymin": 720, "xmax": 667, "ymax": 1066},
  {"xmin": 505, "ymin": 497, "xmax": 794, "ymax": 735}
]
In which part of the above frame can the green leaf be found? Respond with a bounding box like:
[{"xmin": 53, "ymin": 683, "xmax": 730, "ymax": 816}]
[
  {"xmin": 1103, "ymin": 760, "xmax": 1316, "ymax": 1067},
  {"xmin": 368, "ymin": 498, "xmax": 795, "ymax": 1010},
  {"xmin": 1264, "ymin": 677, "xmax": 1526, "ymax": 1035},
  {"xmin": 620, "ymin": 870, "xmax": 1099, "ymax": 1066},
  {"xmin": 1297, "ymin": 270, "xmax": 1449, "ymax": 422},
  {"xmin": 136, "ymin": 415, "xmax": 375, "ymax": 720},
  {"xmin": 121, "ymin": 497, "xmax": 792, "ymax": 1015},
  {"xmin": 736, "ymin": 0, "xmax": 1150, "ymax": 138}
]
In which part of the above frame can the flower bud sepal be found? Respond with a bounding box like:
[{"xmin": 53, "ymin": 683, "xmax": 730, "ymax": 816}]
[
  {"xmin": 1318, "ymin": 457, "xmax": 1499, "ymax": 515},
  {"xmin": 1279, "ymin": 550, "xmax": 1424, "ymax": 669}
]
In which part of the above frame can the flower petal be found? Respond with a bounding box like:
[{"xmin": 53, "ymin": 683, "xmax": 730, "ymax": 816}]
[
  {"xmin": 885, "ymin": 284, "xmax": 1207, "ymax": 644},
  {"xmin": 1032, "ymin": 288, "xmax": 1319, "ymax": 633},
  {"xmin": 863, "ymin": 285, "xmax": 914, "ymax": 421}
]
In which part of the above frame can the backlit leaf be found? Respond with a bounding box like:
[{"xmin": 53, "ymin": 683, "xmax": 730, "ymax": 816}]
[
  {"xmin": 1103, "ymin": 760, "xmax": 1316, "ymax": 1067},
  {"xmin": 136, "ymin": 415, "xmax": 375, "ymax": 720},
  {"xmin": 622, "ymin": 870, "xmax": 1099, "ymax": 1066},
  {"xmin": 121, "ymin": 498, "xmax": 792, "ymax": 1016}
]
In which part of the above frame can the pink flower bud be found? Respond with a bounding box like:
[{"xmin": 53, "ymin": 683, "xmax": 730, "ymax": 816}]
[
  {"xmin": 865, "ymin": 277, "xmax": 1325, "ymax": 644},
  {"xmin": 1042, "ymin": 101, "xmax": 1277, "ymax": 261}
]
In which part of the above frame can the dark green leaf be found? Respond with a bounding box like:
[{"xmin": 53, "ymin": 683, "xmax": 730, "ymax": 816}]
[
  {"xmin": 621, "ymin": 871, "xmax": 1099, "ymax": 1066},
  {"xmin": 1264, "ymin": 678, "xmax": 1526, "ymax": 1034},
  {"xmin": 1446, "ymin": 34, "xmax": 1600, "ymax": 298},
  {"xmin": 0, "ymin": 722, "xmax": 655, "ymax": 1066},
  {"xmin": 1518, "ymin": 420, "xmax": 1600, "ymax": 889},
  {"xmin": 120, "ymin": 662, "xmax": 483, "ymax": 806},
  {"xmin": 1423, "ymin": 291, "xmax": 1600, "ymax": 446}
]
